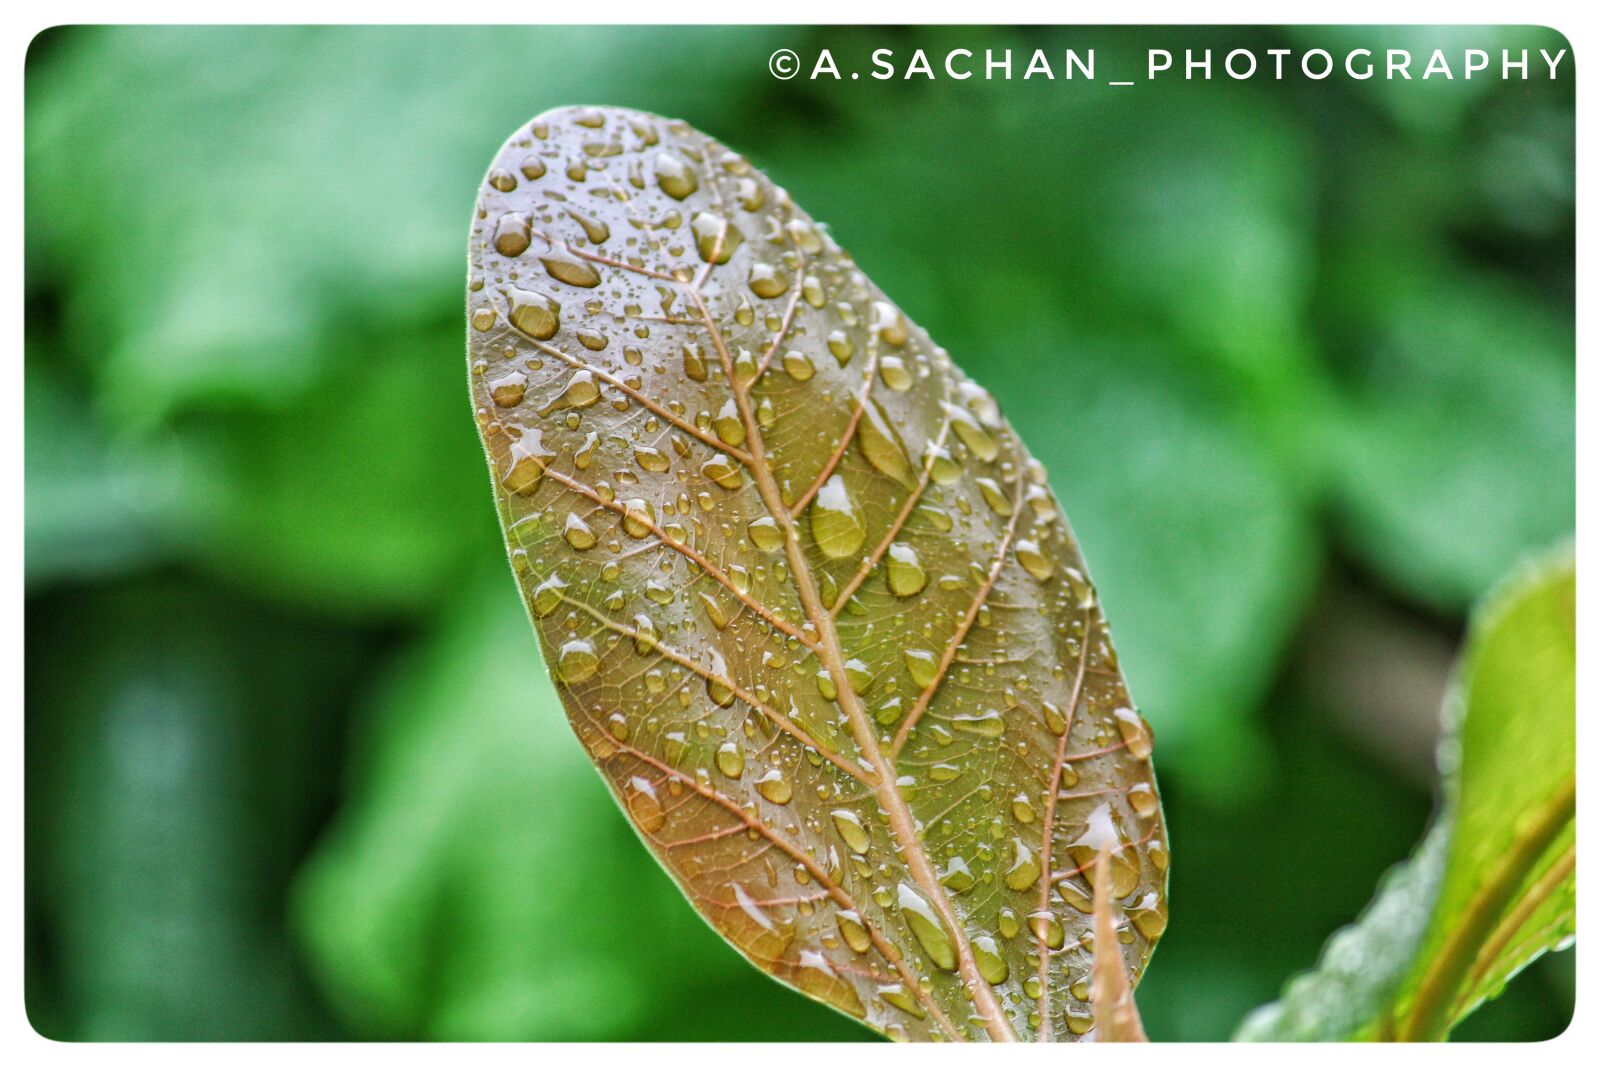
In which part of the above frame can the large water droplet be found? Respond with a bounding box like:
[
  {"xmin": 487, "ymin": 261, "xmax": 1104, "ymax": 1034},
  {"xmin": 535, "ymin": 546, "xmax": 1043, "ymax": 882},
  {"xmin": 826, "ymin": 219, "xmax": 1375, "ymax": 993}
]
[
  {"xmin": 1114, "ymin": 707, "xmax": 1154, "ymax": 760},
  {"xmin": 858, "ymin": 399, "xmax": 913, "ymax": 485},
  {"xmin": 501, "ymin": 430, "xmax": 553, "ymax": 496},
  {"xmin": 715, "ymin": 741, "xmax": 745, "ymax": 779},
  {"xmin": 831, "ymin": 809, "xmax": 870, "ymax": 854},
  {"xmin": 885, "ymin": 542, "xmax": 926, "ymax": 597},
  {"xmin": 654, "ymin": 151, "xmax": 698, "ymax": 200},
  {"xmin": 557, "ymin": 639, "xmax": 599, "ymax": 683},
  {"xmin": 810, "ymin": 475, "xmax": 865, "ymax": 559},
  {"xmin": 897, "ymin": 883, "xmax": 956, "ymax": 970},
  {"xmin": 505, "ymin": 286, "xmax": 561, "ymax": 339},
  {"xmin": 972, "ymin": 934, "xmax": 1009, "ymax": 984},
  {"xmin": 626, "ymin": 776, "xmax": 665, "ymax": 833}
]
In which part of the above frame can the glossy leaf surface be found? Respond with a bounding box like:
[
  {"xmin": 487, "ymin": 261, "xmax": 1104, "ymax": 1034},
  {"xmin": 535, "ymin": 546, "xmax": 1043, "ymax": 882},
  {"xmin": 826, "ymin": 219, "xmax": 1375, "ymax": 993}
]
[
  {"xmin": 1237, "ymin": 548, "xmax": 1574, "ymax": 1041},
  {"xmin": 467, "ymin": 106, "xmax": 1167, "ymax": 1041}
]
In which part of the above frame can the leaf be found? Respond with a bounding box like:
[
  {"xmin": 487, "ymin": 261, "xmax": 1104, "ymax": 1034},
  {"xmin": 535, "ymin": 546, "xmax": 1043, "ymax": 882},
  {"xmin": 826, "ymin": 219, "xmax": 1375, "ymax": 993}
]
[
  {"xmin": 1236, "ymin": 547, "xmax": 1574, "ymax": 1041},
  {"xmin": 467, "ymin": 106, "xmax": 1169, "ymax": 1041}
]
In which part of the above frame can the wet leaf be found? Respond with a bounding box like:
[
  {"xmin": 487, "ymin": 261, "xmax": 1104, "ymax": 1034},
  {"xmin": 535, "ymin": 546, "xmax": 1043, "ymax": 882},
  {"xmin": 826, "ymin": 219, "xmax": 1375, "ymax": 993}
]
[
  {"xmin": 1237, "ymin": 547, "xmax": 1574, "ymax": 1041},
  {"xmin": 466, "ymin": 106, "xmax": 1168, "ymax": 1041}
]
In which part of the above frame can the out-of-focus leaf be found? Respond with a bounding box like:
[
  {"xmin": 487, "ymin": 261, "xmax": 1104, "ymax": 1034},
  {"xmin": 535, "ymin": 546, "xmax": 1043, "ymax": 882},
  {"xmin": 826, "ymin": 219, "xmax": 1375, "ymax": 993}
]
[
  {"xmin": 468, "ymin": 107, "xmax": 1169, "ymax": 1041},
  {"xmin": 24, "ymin": 359, "xmax": 176, "ymax": 586},
  {"xmin": 1284, "ymin": 26, "xmax": 1572, "ymax": 136},
  {"xmin": 292, "ymin": 573, "xmax": 868, "ymax": 1041},
  {"xmin": 170, "ymin": 322, "xmax": 497, "ymax": 615},
  {"xmin": 26, "ymin": 582, "xmax": 351, "ymax": 1039},
  {"xmin": 1091, "ymin": 846, "xmax": 1149, "ymax": 1042},
  {"xmin": 1236, "ymin": 547, "xmax": 1574, "ymax": 1040},
  {"xmin": 1323, "ymin": 271, "xmax": 1573, "ymax": 611}
]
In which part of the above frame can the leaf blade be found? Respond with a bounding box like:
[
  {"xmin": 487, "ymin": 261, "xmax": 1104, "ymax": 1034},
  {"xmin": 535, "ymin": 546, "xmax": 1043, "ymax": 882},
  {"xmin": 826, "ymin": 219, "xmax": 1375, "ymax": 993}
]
[
  {"xmin": 1236, "ymin": 548, "xmax": 1575, "ymax": 1041},
  {"xmin": 467, "ymin": 106, "xmax": 1168, "ymax": 1041}
]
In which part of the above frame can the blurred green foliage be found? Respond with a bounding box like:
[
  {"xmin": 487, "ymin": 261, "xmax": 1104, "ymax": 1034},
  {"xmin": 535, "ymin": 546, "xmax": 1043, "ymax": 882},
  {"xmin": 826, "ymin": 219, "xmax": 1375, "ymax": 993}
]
[{"xmin": 25, "ymin": 25, "xmax": 1573, "ymax": 1041}]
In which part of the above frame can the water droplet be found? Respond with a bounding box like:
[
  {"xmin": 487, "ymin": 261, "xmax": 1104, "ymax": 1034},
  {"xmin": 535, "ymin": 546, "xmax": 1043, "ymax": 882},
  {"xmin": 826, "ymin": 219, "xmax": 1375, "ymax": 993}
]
[
  {"xmin": 831, "ymin": 809, "xmax": 870, "ymax": 854},
  {"xmin": 951, "ymin": 711, "xmax": 1005, "ymax": 738},
  {"xmin": 879, "ymin": 356, "xmax": 913, "ymax": 391},
  {"xmin": 878, "ymin": 982, "xmax": 926, "ymax": 1019},
  {"xmin": 836, "ymin": 909, "xmax": 871, "ymax": 953},
  {"xmin": 489, "ymin": 371, "xmax": 527, "ymax": 408},
  {"xmin": 505, "ymin": 286, "xmax": 561, "ymax": 339},
  {"xmin": 493, "ymin": 212, "xmax": 532, "ymax": 257},
  {"xmin": 755, "ymin": 769, "xmax": 792, "ymax": 804},
  {"xmin": 654, "ymin": 152, "xmax": 698, "ymax": 200},
  {"xmin": 682, "ymin": 343, "xmax": 709, "ymax": 382},
  {"xmin": 690, "ymin": 211, "xmax": 742, "ymax": 264},
  {"xmin": 1004, "ymin": 838, "xmax": 1041, "ymax": 891},
  {"xmin": 501, "ymin": 430, "xmax": 553, "ymax": 496},
  {"xmin": 947, "ymin": 404, "xmax": 1000, "ymax": 461},
  {"xmin": 633, "ymin": 445, "xmax": 670, "ymax": 473},
  {"xmin": 1129, "ymin": 891, "xmax": 1167, "ymax": 939},
  {"xmin": 622, "ymin": 498, "xmax": 655, "ymax": 537},
  {"xmin": 748, "ymin": 262, "xmax": 789, "ymax": 298},
  {"xmin": 939, "ymin": 857, "xmax": 975, "ymax": 892},
  {"xmin": 871, "ymin": 300, "xmax": 908, "ymax": 346},
  {"xmin": 827, "ymin": 330, "xmax": 854, "ymax": 366},
  {"xmin": 794, "ymin": 951, "xmax": 865, "ymax": 1018},
  {"xmin": 858, "ymin": 399, "xmax": 912, "ymax": 485},
  {"xmin": 1128, "ymin": 782, "xmax": 1159, "ymax": 817},
  {"xmin": 998, "ymin": 907, "xmax": 1021, "ymax": 939},
  {"xmin": 972, "ymin": 934, "xmax": 1009, "ymax": 984},
  {"xmin": 632, "ymin": 613, "xmax": 658, "ymax": 654},
  {"xmin": 541, "ymin": 256, "xmax": 601, "ymax": 288},
  {"xmin": 1012, "ymin": 792, "xmax": 1037, "ymax": 824},
  {"xmin": 701, "ymin": 455, "xmax": 744, "ymax": 490},
  {"xmin": 1114, "ymin": 708, "xmax": 1154, "ymax": 760},
  {"xmin": 557, "ymin": 639, "xmax": 599, "ymax": 683},
  {"xmin": 713, "ymin": 400, "xmax": 745, "ymax": 446},
  {"xmin": 904, "ymin": 648, "xmax": 937, "ymax": 688},
  {"xmin": 885, "ymin": 543, "xmax": 926, "ymax": 597},
  {"xmin": 626, "ymin": 776, "xmax": 665, "ymax": 833},
  {"xmin": 488, "ymin": 168, "xmax": 517, "ymax": 192},
  {"xmin": 700, "ymin": 592, "xmax": 730, "ymax": 631},
  {"xmin": 1028, "ymin": 910, "xmax": 1064, "ymax": 949},
  {"xmin": 976, "ymin": 477, "xmax": 1013, "ymax": 516},
  {"xmin": 810, "ymin": 475, "xmax": 865, "ymax": 559},
  {"xmin": 1067, "ymin": 803, "xmax": 1141, "ymax": 897},
  {"xmin": 747, "ymin": 517, "xmax": 783, "ymax": 551},
  {"xmin": 531, "ymin": 574, "xmax": 566, "ymax": 617},
  {"xmin": 1016, "ymin": 540, "xmax": 1054, "ymax": 581},
  {"xmin": 897, "ymin": 882, "xmax": 956, "ymax": 970},
  {"xmin": 566, "ymin": 208, "xmax": 609, "ymax": 244},
  {"xmin": 782, "ymin": 350, "xmax": 815, "ymax": 381},
  {"xmin": 552, "ymin": 369, "xmax": 600, "ymax": 410},
  {"xmin": 715, "ymin": 741, "xmax": 744, "ymax": 779},
  {"xmin": 564, "ymin": 513, "xmax": 597, "ymax": 550}
]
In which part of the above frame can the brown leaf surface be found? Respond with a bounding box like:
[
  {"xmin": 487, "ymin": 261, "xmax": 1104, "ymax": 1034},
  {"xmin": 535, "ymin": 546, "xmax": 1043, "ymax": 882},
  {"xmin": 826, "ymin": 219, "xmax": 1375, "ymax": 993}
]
[{"xmin": 466, "ymin": 106, "xmax": 1168, "ymax": 1041}]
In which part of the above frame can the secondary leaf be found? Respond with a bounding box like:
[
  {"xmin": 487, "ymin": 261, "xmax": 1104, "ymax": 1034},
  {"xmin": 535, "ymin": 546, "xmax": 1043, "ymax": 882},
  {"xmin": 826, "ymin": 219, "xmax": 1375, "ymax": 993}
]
[
  {"xmin": 467, "ymin": 106, "xmax": 1169, "ymax": 1041},
  {"xmin": 1236, "ymin": 547, "xmax": 1574, "ymax": 1041}
]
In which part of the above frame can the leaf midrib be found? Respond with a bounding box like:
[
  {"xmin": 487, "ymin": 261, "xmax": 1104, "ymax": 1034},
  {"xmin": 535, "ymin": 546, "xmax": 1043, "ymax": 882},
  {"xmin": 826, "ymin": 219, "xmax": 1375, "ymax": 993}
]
[{"xmin": 678, "ymin": 165, "xmax": 1021, "ymax": 1041}]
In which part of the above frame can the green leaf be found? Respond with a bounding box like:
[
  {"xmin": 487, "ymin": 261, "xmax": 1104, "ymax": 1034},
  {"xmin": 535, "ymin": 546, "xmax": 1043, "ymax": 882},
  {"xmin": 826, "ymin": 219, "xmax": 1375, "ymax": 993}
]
[
  {"xmin": 468, "ymin": 107, "xmax": 1169, "ymax": 1041},
  {"xmin": 1236, "ymin": 547, "xmax": 1574, "ymax": 1041}
]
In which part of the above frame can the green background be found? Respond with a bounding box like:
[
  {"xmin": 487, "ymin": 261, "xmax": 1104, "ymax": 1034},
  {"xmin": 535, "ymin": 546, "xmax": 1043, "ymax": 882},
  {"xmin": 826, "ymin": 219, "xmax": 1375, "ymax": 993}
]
[{"xmin": 24, "ymin": 24, "xmax": 1574, "ymax": 1041}]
